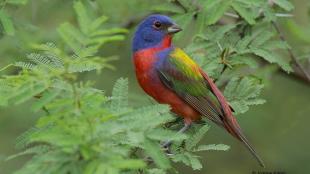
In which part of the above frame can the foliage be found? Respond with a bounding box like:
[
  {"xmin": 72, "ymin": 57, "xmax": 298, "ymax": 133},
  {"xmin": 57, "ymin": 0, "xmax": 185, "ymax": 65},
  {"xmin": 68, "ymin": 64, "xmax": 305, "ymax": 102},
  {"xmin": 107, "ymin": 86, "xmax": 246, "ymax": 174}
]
[
  {"xmin": 1, "ymin": 60, "xmax": 225, "ymax": 173},
  {"xmin": 0, "ymin": 0, "xmax": 305, "ymax": 173},
  {"xmin": 224, "ymin": 77, "xmax": 265, "ymax": 114},
  {"xmin": 155, "ymin": 0, "xmax": 295, "ymax": 115},
  {"xmin": 0, "ymin": 1, "xmax": 228, "ymax": 174}
]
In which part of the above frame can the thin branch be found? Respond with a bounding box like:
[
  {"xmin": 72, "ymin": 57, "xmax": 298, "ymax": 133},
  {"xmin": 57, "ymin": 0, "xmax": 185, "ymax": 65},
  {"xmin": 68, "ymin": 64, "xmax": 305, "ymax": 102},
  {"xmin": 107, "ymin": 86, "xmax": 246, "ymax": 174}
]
[
  {"xmin": 275, "ymin": 13, "xmax": 294, "ymax": 18},
  {"xmin": 272, "ymin": 21, "xmax": 310, "ymax": 83},
  {"xmin": 219, "ymin": 2, "xmax": 310, "ymax": 84},
  {"xmin": 0, "ymin": 64, "xmax": 13, "ymax": 72},
  {"xmin": 224, "ymin": 12, "xmax": 239, "ymax": 19}
]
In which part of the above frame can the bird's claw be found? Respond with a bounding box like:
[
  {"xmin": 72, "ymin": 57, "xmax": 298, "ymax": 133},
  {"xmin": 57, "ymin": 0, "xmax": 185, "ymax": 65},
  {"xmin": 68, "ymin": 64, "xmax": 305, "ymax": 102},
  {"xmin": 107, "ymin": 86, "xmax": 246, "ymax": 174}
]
[{"xmin": 161, "ymin": 141, "xmax": 174, "ymax": 155}]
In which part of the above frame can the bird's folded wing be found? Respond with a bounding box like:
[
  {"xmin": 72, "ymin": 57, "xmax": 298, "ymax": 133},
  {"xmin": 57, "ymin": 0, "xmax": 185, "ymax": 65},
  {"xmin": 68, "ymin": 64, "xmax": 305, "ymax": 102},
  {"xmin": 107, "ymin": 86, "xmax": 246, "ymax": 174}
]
[{"xmin": 156, "ymin": 47, "xmax": 225, "ymax": 126}]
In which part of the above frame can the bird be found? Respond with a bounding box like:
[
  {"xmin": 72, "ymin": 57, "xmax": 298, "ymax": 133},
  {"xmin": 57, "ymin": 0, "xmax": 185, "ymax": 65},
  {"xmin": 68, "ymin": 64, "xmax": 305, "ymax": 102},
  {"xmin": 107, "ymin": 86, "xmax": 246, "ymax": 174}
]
[{"xmin": 132, "ymin": 14, "xmax": 265, "ymax": 167}]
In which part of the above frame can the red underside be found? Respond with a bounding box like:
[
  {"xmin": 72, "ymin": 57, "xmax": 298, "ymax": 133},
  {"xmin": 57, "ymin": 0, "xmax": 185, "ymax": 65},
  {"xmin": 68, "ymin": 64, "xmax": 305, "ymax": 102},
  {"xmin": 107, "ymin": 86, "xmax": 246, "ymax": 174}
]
[{"xmin": 133, "ymin": 35, "xmax": 200, "ymax": 124}]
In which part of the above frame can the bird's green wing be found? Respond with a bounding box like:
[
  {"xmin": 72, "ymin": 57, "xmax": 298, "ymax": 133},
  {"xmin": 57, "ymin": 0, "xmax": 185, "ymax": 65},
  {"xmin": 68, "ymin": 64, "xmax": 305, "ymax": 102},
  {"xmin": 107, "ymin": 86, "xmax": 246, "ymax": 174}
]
[
  {"xmin": 157, "ymin": 48, "xmax": 265, "ymax": 167},
  {"xmin": 157, "ymin": 47, "xmax": 224, "ymax": 126}
]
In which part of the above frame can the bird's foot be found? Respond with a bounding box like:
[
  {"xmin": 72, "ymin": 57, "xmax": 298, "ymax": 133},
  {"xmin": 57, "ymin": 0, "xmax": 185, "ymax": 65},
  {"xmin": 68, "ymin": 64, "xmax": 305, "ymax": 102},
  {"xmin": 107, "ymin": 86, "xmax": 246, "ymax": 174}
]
[
  {"xmin": 161, "ymin": 141, "xmax": 174, "ymax": 155},
  {"xmin": 161, "ymin": 123, "xmax": 191, "ymax": 156}
]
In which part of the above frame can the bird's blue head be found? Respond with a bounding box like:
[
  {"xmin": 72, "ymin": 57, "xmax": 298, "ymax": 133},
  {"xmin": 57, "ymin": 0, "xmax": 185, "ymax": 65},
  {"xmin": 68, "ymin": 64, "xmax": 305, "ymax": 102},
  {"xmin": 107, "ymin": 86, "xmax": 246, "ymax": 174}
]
[{"xmin": 132, "ymin": 14, "xmax": 182, "ymax": 52}]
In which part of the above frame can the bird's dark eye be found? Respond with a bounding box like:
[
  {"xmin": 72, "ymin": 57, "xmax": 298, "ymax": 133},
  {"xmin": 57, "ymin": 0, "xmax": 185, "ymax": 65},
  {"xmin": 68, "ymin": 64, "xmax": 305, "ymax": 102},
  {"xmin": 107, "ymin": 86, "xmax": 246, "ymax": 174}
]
[{"xmin": 153, "ymin": 21, "xmax": 162, "ymax": 29}]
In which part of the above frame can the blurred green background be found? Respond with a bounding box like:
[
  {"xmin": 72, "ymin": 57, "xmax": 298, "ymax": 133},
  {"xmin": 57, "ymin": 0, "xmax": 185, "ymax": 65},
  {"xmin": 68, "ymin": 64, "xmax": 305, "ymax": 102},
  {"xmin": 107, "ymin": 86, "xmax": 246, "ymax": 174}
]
[{"xmin": 0, "ymin": 0, "xmax": 310, "ymax": 174}]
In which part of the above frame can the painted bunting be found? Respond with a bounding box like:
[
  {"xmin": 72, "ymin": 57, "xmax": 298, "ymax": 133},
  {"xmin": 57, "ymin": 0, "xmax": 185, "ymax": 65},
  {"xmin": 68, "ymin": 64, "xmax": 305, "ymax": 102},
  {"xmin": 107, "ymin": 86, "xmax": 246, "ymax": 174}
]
[{"xmin": 132, "ymin": 14, "xmax": 265, "ymax": 167}]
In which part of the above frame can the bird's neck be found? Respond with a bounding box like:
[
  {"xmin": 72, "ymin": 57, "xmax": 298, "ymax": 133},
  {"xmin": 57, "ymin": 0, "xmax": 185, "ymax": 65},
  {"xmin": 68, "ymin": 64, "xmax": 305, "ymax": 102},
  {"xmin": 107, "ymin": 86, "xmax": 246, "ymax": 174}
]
[
  {"xmin": 133, "ymin": 35, "xmax": 173, "ymax": 72},
  {"xmin": 133, "ymin": 34, "xmax": 172, "ymax": 53},
  {"xmin": 160, "ymin": 35, "xmax": 172, "ymax": 50},
  {"xmin": 133, "ymin": 35, "xmax": 172, "ymax": 61}
]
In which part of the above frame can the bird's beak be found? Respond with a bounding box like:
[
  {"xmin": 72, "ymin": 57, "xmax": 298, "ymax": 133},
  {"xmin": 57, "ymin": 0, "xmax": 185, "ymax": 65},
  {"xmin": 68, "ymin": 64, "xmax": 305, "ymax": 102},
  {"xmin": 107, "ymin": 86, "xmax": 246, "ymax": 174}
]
[{"xmin": 167, "ymin": 24, "xmax": 182, "ymax": 34}]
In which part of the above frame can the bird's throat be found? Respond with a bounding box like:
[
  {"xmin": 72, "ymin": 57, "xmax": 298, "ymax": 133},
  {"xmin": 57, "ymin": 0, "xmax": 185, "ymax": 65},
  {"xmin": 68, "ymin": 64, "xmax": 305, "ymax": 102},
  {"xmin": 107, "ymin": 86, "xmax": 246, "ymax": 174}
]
[{"xmin": 161, "ymin": 35, "xmax": 172, "ymax": 49}]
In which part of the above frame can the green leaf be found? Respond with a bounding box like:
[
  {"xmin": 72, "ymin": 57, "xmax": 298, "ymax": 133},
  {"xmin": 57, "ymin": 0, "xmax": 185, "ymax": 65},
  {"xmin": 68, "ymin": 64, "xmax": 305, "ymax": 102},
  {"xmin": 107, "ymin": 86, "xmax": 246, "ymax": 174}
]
[
  {"xmin": 250, "ymin": 31, "xmax": 274, "ymax": 47},
  {"xmin": 147, "ymin": 129, "xmax": 187, "ymax": 141},
  {"xmin": 235, "ymin": 35, "xmax": 254, "ymax": 52},
  {"xmin": 15, "ymin": 127, "xmax": 40, "ymax": 149},
  {"xmin": 172, "ymin": 152, "xmax": 202, "ymax": 170},
  {"xmin": 251, "ymin": 48, "xmax": 293, "ymax": 72},
  {"xmin": 30, "ymin": 127, "xmax": 83, "ymax": 148},
  {"xmin": 230, "ymin": 55, "xmax": 259, "ymax": 69},
  {"xmin": 88, "ymin": 35, "xmax": 125, "ymax": 46},
  {"xmin": 194, "ymin": 144, "xmax": 230, "ymax": 152},
  {"xmin": 26, "ymin": 53, "xmax": 63, "ymax": 68},
  {"xmin": 6, "ymin": 145, "xmax": 50, "ymax": 161},
  {"xmin": 11, "ymin": 83, "xmax": 48, "ymax": 105},
  {"xmin": 122, "ymin": 104, "xmax": 174, "ymax": 131},
  {"xmin": 84, "ymin": 161, "xmax": 100, "ymax": 174},
  {"xmin": 31, "ymin": 89, "xmax": 61, "ymax": 112},
  {"xmin": 0, "ymin": 10, "xmax": 15, "ymax": 36},
  {"xmin": 187, "ymin": 154, "xmax": 202, "ymax": 170},
  {"xmin": 67, "ymin": 57, "xmax": 108, "ymax": 73},
  {"xmin": 231, "ymin": 2, "xmax": 256, "ymax": 25},
  {"xmin": 15, "ymin": 150, "xmax": 76, "ymax": 174},
  {"xmin": 206, "ymin": 0, "xmax": 232, "ymax": 25},
  {"xmin": 73, "ymin": 1, "xmax": 91, "ymax": 34},
  {"xmin": 90, "ymin": 16, "xmax": 108, "ymax": 32},
  {"xmin": 147, "ymin": 168, "xmax": 166, "ymax": 174},
  {"xmin": 153, "ymin": 3, "xmax": 185, "ymax": 14},
  {"xmin": 224, "ymin": 77, "xmax": 266, "ymax": 114},
  {"xmin": 96, "ymin": 164, "xmax": 119, "ymax": 174},
  {"xmin": 208, "ymin": 24, "xmax": 236, "ymax": 41},
  {"xmin": 185, "ymin": 124, "xmax": 210, "ymax": 150},
  {"xmin": 15, "ymin": 62, "xmax": 36, "ymax": 69},
  {"xmin": 110, "ymin": 78, "xmax": 128, "ymax": 112},
  {"xmin": 143, "ymin": 139, "xmax": 170, "ymax": 169},
  {"xmin": 90, "ymin": 28, "xmax": 128, "ymax": 37},
  {"xmin": 112, "ymin": 159, "xmax": 146, "ymax": 169},
  {"xmin": 262, "ymin": 4, "xmax": 276, "ymax": 22},
  {"xmin": 274, "ymin": 0, "xmax": 294, "ymax": 11},
  {"xmin": 57, "ymin": 23, "xmax": 86, "ymax": 55},
  {"xmin": 262, "ymin": 40, "xmax": 290, "ymax": 50}
]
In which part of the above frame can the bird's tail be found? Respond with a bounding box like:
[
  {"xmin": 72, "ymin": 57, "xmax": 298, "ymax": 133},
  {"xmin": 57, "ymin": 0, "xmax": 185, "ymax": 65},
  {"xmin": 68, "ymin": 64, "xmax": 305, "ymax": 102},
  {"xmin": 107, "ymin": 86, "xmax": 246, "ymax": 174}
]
[
  {"xmin": 199, "ymin": 68, "xmax": 265, "ymax": 167},
  {"xmin": 224, "ymin": 121, "xmax": 266, "ymax": 168}
]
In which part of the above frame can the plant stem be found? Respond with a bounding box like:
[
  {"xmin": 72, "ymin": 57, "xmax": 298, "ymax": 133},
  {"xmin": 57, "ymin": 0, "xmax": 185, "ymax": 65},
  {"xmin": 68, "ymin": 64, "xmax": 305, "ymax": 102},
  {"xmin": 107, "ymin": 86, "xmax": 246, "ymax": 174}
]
[{"xmin": 272, "ymin": 21, "xmax": 310, "ymax": 83}]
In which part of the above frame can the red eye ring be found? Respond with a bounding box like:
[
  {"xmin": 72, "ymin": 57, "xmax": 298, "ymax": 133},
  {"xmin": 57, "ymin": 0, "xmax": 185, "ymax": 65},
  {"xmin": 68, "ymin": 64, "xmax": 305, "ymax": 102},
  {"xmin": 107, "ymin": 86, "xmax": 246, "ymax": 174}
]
[{"xmin": 153, "ymin": 21, "xmax": 162, "ymax": 28}]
